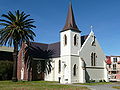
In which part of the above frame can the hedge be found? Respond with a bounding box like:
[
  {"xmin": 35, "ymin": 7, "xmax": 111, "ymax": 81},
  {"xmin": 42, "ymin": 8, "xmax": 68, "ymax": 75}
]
[{"xmin": 0, "ymin": 60, "xmax": 13, "ymax": 80}]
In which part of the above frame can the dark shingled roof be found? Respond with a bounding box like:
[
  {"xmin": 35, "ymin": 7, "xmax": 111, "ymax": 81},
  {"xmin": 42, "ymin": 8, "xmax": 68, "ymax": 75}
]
[
  {"xmin": 29, "ymin": 35, "xmax": 88, "ymax": 58},
  {"xmin": 48, "ymin": 42, "xmax": 60, "ymax": 58},
  {"xmin": 29, "ymin": 42, "xmax": 60, "ymax": 58},
  {"xmin": 31, "ymin": 42, "xmax": 48, "ymax": 51},
  {"xmin": 0, "ymin": 51, "xmax": 13, "ymax": 61},
  {"xmin": 81, "ymin": 35, "xmax": 88, "ymax": 47}
]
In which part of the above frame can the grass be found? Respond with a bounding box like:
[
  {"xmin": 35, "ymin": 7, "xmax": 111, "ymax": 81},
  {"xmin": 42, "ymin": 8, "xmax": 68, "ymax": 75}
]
[
  {"xmin": 112, "ymin": 86, "xmax": 120, "ymax": 89},
  {"xmin": 74, "ymin": 82, "xmax": 112, "ymax": 85},
  {"xmin": 0, "ymin": 81, "xmax": 90, "ymax": 90}
]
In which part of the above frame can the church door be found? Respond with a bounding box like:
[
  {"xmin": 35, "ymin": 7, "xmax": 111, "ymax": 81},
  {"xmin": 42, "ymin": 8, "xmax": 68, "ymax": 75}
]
[{"xmin": 32, "ymin": 60, "xmax": 45, "ymax": 81}]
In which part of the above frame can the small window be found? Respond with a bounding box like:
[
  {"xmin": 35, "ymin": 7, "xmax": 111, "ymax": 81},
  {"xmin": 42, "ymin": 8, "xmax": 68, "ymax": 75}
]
[
  {"xmin": 108, "ymin": 64, "xmax": 111, "ymax": 68},
  {"xmin": 113, "ymin": 58, "xmax": 117, "ymax": 63},
  {"xmin": 74, "ymin": 34, "xmax": 77, "ymax": 46},
  {"xmin": 73, "ymin": 64, "xmax": 76, "ymax": 76},
  {"xmin": 113, "ymin": 64, "xmax": 116, "ymax": 70},
  {"xmin": 64, "ymin": 35, "xmax": 67, "ymax": 45},
  {"xmin": 58, "ymin": 60, "xmax": 61, "ymax": 73}
]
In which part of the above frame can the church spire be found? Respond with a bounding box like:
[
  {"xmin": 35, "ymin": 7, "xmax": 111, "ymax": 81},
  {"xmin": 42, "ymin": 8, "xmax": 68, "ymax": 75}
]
[{"xmin": 61, "ymin": 2, "xmax": 81, "ymax": 32}]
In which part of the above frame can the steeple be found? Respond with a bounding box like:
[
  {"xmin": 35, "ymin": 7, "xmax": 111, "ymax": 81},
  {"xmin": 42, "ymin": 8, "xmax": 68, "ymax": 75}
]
[{"xmin": 61, "ymin": 2, "xmax": 81, "ymax": 32}]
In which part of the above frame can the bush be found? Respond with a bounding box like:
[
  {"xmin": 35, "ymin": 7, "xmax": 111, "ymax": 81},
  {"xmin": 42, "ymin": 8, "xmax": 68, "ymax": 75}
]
[
  {"xmin": 99, "ymin": 80, "xmax": 102, "ymax": 82},
  {"xmin": 0, "ymin": 61, "xmax": 13, "ymax": 80},
  {"xmin": 88, "ymin": 79, "xmax": 95, "ymax": 83},
  {"xmin": 91, "ymin": 80, "xmax": 95, "ymax": 82},
  {"xmin": 103, "ymin": 80, "xmax": 106, "ymax": 82},
  {"xmin": 99, "ymin": 79, "xmax": 106, "ymax": 82}
]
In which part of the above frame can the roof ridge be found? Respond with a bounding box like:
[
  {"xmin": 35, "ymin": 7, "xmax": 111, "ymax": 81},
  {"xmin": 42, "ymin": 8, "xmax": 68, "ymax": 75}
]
[
  {"xmin": 49, "ymin": 42, "xmax": 60, "ymax": 45},
  {"xmin": 31, "ymin": 42, "xmax": 48, "ymax": 45}
]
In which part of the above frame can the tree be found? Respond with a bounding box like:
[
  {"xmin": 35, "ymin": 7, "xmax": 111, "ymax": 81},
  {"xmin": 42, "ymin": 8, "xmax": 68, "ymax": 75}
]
[{"xmin": 0, "ymin": 10, "xmax": 36, "ymax": 82}]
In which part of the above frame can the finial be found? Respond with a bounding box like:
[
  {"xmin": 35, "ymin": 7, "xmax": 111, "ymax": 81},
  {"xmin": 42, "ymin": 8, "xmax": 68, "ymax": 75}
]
[
  {"xmin": 90, "ymin": 25, "xmax": 93, "ymax": 31},
  {"xmin": 69, "ymin": 0, "xmax": 72, "ymax": 6}
]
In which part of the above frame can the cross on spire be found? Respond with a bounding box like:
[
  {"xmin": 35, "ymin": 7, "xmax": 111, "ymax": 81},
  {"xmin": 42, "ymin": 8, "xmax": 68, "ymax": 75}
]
[{"xmin": 90, "ymin": 25, "xmax": 93, "ymax": 31}]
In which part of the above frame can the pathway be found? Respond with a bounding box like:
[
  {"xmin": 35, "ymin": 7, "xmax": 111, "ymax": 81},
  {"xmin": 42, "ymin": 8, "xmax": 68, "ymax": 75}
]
[{"xmin": 72, "ymin": 83, "xmax": 120, "ymax": 90}]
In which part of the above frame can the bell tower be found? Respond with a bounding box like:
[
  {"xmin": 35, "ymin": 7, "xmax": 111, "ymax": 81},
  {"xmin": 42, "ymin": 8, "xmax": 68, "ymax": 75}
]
[{"xmin": 60, "ymin": 2, "xmax": 81, "ymax": 83}]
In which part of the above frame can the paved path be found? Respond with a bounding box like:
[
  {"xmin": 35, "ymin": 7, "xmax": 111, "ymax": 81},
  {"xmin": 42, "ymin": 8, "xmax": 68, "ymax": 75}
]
[
  {"xmin": 72, "ymin": 84, "xmax": 120, "ymax": 90},
  {"xmin": 46, "ymin": 82, "xmax": 120, "ymax": 90}
]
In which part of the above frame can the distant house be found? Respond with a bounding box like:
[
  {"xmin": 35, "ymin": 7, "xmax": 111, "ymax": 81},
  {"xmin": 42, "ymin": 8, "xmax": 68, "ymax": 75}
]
[
  {"xmin": 17, "ymin": 3, "xmax": 108, "ymax": 83},
  {"xmin": 106, "ymin": 56, "xmax": 120, "ymax": 81},
  {"xmin": 0, "ymin": 46, "xmax": 13, "ymax": 61}
]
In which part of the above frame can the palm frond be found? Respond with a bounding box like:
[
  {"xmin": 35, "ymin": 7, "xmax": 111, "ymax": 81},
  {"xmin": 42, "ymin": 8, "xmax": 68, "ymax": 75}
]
[
  {"xmin": 7, "ymin": 11, "xmax": 16, "ymax": 21},
  {"xmin": 0, "ymin": 10, "xmax": 36, "ymax": 46},
  {"xmin": 0, "ymin": 23, "xmax": 9, "ymax": 26},
  {"xmin": 0, "ymin": 19, "xmax": 12, "ymax": 25},
  {"xmin": 2, "ymin": 14, "xmax": 14, "ymax": 22},
  {"xmin": 15, "ymin": 10, "xmax": 20, "ymax": 20},
  {"xmin": 22, "ymin": 14, "xmax": 30, "ymax": 21}
]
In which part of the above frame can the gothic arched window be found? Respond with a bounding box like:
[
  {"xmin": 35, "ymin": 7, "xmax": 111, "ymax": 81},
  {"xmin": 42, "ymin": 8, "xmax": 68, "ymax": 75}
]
[
  {"xmin": 73, "ymin": 64, "xmax": 76, "ymax": 76},
  {"xmin": 74, "ymin": 34, "xmax": 77, "ymax": 46},
  {"xmin": 58, "ymin": 60, "xmax": 61, "ymax": 73},
  {"xmin": 91, "ymin": 53, "xmax": 94, "ymax": 66},
  {"xmin": 64, "ymin": 35, "xmax": 67, "ymax": 45},
  {"xmin": 91, "ymin": 53, "xmax": 96, "ymax": 66},
  {"xmin": 93, "ymin": 53, "xmax": 96, "ymax": 66}
]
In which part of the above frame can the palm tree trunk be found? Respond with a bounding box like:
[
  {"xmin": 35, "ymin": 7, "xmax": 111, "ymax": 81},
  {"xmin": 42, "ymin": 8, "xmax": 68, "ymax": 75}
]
[{"xmin": 12, "ymin": 41, "xmax": 18, "ymax": 82}]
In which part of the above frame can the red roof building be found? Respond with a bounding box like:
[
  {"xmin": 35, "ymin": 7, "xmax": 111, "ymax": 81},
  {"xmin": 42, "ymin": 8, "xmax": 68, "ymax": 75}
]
[{"xmin": 106, "ymin": 56, "xmax": 120, "ymax": 81}]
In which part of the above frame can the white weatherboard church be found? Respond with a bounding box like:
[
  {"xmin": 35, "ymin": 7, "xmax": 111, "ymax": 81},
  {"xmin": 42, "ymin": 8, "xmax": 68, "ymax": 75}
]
[
  {"xmin": 45, "ymin": 3, "xmax": 108, "ymax": 83},
  {"xmin": 17, "ymin": 3, "xmax": 108, "ymax": 83}
]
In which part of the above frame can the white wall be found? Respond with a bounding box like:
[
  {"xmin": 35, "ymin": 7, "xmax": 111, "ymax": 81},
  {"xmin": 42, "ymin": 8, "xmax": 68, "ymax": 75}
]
[
  {"xmin": 0, "ymin": 46, "xmax": 14, "ymax": 52},
  {"xmin": 79, "ymin": 31, "xmax": 108, "ymax": 82},
  {"xmin": 60, "ymin": 30, "xmax": 80, "ymax": 56},
  {"xmin": 60, "ymin": 30, "xmax": 81, "ymax": 83},
  {"xmin": 60, "ymin": 56, "xmax": 71, "ymax": 83},
  {"xmin": 85, "ymin": 68, "xmax": 104, "ymax": 80},
  {"xmin": 71, "ymin": 56, "xmax": 79, "ymax": 83},
  {"xmin": 45, "ymin": 58, "xmax": 61, "ymax": 81}
]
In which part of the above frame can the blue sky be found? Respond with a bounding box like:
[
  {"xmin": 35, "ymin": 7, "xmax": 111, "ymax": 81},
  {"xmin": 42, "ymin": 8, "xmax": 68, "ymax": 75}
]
[{"xmin": 0, "ymin": 0, "xmax": 120, "ymax": 56}]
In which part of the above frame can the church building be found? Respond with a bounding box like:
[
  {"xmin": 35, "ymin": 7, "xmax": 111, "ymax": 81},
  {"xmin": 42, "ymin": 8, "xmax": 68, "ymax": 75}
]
[{"xmin": 17, "ymin": 3, "xmax": 108, "ymax": 83}]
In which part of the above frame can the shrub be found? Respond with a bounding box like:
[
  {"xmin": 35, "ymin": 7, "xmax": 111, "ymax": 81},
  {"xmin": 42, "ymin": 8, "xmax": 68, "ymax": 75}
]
[
  {"xmin": 0, "ymin": 60, "xmax": 13, "ymax": 80},
  {"xmin": 88, "ymin": 79, "xmax": 95, "ymax": 83},
  {"xmin": 99, "ymin": 79, "xmax": 106, "ymax": 82},
  {"xmin": 103, "ymin": 80, "xmax": 106, "ymax": 82},
  {"xmin": 91, "ymin": 80, "xmax": 95, "ymax": 82},
  {"xmin": 99, "ymin": 80, "xmax": 102, "ymax": 82}
]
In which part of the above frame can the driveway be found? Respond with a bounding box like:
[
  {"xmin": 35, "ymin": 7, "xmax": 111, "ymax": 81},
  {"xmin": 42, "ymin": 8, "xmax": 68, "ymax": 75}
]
[{"xmin": 73, "ymin": 84, "xmax": 120, "ymax": 90}]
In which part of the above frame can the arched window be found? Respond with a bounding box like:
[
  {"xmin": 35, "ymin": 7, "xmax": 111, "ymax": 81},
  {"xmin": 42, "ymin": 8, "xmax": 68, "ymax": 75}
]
[
  {"xmin": 58, "ymin": 60, "xmax": 61, "ymax": 73},
  {"xmin": 74, "ymin": 34, "xmax": 77, "ymax": 46},
  {"xmin": 91, "ymin": 53, "xmax": 96, "ymax": 66},
  {"xmin": 64, "ymin": 35, "xmax": 67, "ymax": 45},
  {"xmin": 92, "ymin": 36, "xmax": 96, "ymax": 46},
  {"xmin": 93, "ymin": 53, "xmax": 96, "ymax": 66},
  {"xmin": 73, "ymin": 64, "xmax": 76, "ymax": 76},
  {"xmin": 91, "ymin": 53, "xmax": 94, "ymax": 66}
]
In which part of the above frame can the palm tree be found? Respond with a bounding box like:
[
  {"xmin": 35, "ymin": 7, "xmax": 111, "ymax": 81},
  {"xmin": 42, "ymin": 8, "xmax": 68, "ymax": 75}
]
[{"xmin": 0, "ymin": 10, "xmax": 36, "ymax": 82}]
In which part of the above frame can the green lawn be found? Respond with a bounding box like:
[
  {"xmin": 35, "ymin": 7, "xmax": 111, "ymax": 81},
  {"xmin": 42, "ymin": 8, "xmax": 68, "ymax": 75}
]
[{"xmin": 0, "ymin": 81, "xmax": 90, "ymax": 90}]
